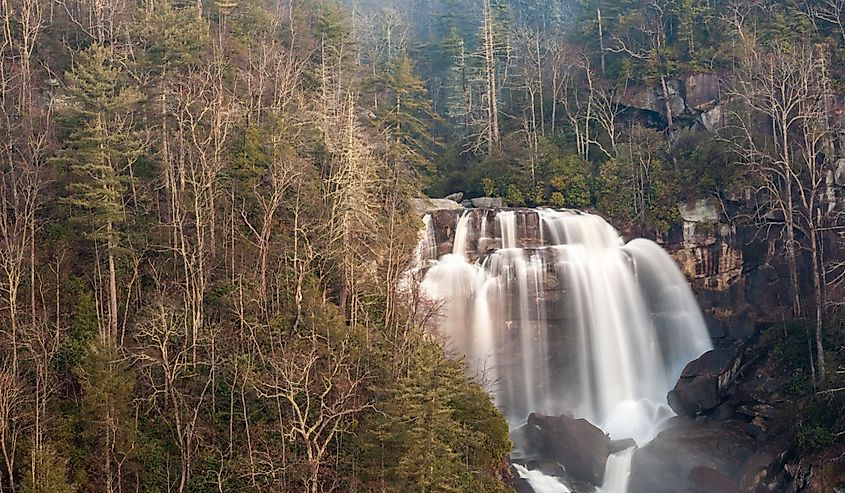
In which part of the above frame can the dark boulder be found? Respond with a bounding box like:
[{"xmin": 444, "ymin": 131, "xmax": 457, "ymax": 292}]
[
  {"xmin": 609, "ymin": 438, "xmax": 638, "ymax": 454},
  {"xmin": 524, "ymin": 413, "xmax": 612, "ymax": 486},
  {"xmin": 512, "ymin": 478, "xmax": 535, "ymax": 493},
  {"xmin": 668, "ymin": 344, "xmax": 744, "ymax": 417},
  {"xmin": 627, "ymin": 420, "xmax": 756, "ymax": 493},
  {"xmin": 525, "ymin": 459, "xmax": 566, "ymax": 477}
]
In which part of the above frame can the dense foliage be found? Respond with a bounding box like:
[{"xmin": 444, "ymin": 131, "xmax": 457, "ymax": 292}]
[
  {"xmin": 0, "ymin": 0, "xmax": 514, "ymax": 491},
  {"xmin": 3, "ymin": 0, "xmax": 845, "ymax": 490}
]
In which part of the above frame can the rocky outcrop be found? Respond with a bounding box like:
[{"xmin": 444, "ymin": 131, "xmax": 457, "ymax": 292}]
[
  {"xmin": 663, "ymin": 196, "xmax": 806, "ymax": 342},
  {"xmin": 627, "ymin": 420, "xmax": 756, "ymax": 493},
  {"xmin": 620, "ymin": 73, "xmax": 722, "ymax": 128},
  {"xmin": 688, "ymin": 467, "xmax": 743, "ymax": 493},
  {"xmin": 470, "ymin": 196, "xmax": 504, "ymax": 208},
  {"xmin": 411, "ymin": 197, "xmax": 464, "ymax": 215},
  {"xmin": 668, "ymin": 343, "xmax": 745, "ymax": 417}
]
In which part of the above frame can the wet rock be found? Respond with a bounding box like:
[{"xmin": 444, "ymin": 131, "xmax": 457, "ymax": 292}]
[
  {"xmin": 444, "ymin": 191, "xmax": 464, "ymax": 202},
  {"xmin": 628, "ymin": 420, "xmax": 756, "ymax": 493},
  {"xmin": 524, "ymin": 413, "xmax": 611, "ymax": 486},
  {"xmin": 512, "ymin": 478, "xmax": 535, "ymax": 493},
  {"xmin": 687, "ymin": 466, "xmax": 742, "ymax": 493},
  {"xmin": 609, "ymin": 438, "xmax": 638, "ymax": 454},
  {"xmin": 667, "ymin": 343, "xmax": 744, "ymax": 417},
  {"xmin": 470, "ymin": 196, "xmax": 504, "ymax": 208},
  {"xmin": 526, "ymin": 459, "xmax": 566, "ymax": 477}
]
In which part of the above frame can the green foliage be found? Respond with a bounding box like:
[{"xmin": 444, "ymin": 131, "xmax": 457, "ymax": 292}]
[
  {"xmin": 355, "ymin": 336, "xmax": 510, "ymax": 493},
  {"xmin": 21, "ymin": 444, "xmax": 77, "ymax": 493},
  {"xmin": 675, "ymin": 130, "xmax": 739, "ymax": 200},
  {"xmin": 371, "ymin": 52, "xmax": 443, "ymax": 180},
  {"xmin": 56, "ymin": 43, "xmax": 142, "ymax": 244},
  {"xmin": 596, "ymin": 126, "xmax": 680, "ymax": 232},
  {"xmin": 540, "ymin": 146, "xmax": 592, "ymax": 208},
  {"xmin": 797, "ymin": 391, "xmax": 845, "ymax": 452},
  {"xmin": 139, "ymin": 0, "xmax": 210, "ymax": 69},
  {"xmin": 505, "ymin": 183, "xmax": 525, "ymax": 207},
  {"xmin": 763, "ymin": 321, "xmax": 815, "ymax": 372},
  {"xmin": 797, "ymin": 424, "xmax": 835, "ymax": 452},
  {"xmin": 55, "ymin": 279, "xmax": 99, "ymax": 372},
  {"xmin": 781, "ymin": 371, "xmax": 813, "ymax": 399},
  {"xmin": 761, "ymin": 322, "xmax": 845, "ymax": 452}
]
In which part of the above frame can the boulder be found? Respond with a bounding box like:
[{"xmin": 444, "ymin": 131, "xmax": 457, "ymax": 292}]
[
  {"xmin": 526, "ymin": 459, "xmax": 566, "ymax": 477},
  {"xmin": 702, "ymin": 105, "xmax": 724, "ymax": 130},
  {"xmin": 411, "ymin": 197, "xmax": 464, "ymax": 215},
  {"xmin": 524, "ymin": 413, "xmax": 611, "ymax": 486},
  {"xmin": 444, "ymin": 192, "xmax": 464, "ymax": 203},
  {"xmin": 609, "ymin": 438, "xmax": 638, "ymax": 454},
  {"xmin": 471, "ymin": 196, "xmax": 504, "ymax": 208},
  {"xmin": 512, "ymin": 478, "xmax": 535, "ymax": 493},
  {"xmin": 627, "ymin": 420, "xmax": 756, "ymax": 493},
  {"xmin": 667, "ymin": 344, "xmax": 744, "ymax": 417}
]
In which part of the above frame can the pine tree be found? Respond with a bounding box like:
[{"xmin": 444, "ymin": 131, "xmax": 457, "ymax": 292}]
[
  {"xmin": 376, "ymin": 52, "xmax": 442, "ymax": 179},
  {"xmin": 57, "ymin": 44, "xmax": 142, "ymax": 344}
]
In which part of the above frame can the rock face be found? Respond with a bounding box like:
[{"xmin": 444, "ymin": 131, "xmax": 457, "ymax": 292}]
[
  {"xmin": 627, "ymin": 420, "xmax": 756, "ymax": 493},
  {"xmin": 410, "ymin": 197, "xmax": 464, "ymax": 215},
  {"xmin": 444, "ymin": 191, "xmax": 464, "ymax": 203},
  {"xmin": 667, "ymin": 344, "xmax": 745, "ymax": 417},
  {"xmin": 619, "ymin": 73, "xmax": 721, "ymax": 127},
  {"xmin": 522, "ymin": 413, "xmax": 612, "ymax": 486},
  {"xmin": 663, "ymin": 196, "xmax": 812, "ymax": 342},
  {"xmin": 470, "ymin": 196, "xmax": 504, "ymax": 208},
  {"xmin": 688, "ymin": 466, "xmax": 743, "ymax": 493}
]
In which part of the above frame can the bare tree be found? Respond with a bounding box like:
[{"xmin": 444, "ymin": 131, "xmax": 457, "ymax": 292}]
[
  {"xmin": 253, "ymin": 333, "xmax": 371, "ymax": 493},
  {"xmin": 725, "ymin": 39, "xmax": 833, "ymax": 380},
  {"xmin": 137, "ymin": 304, "xmax": 214, "ymax": 493}
]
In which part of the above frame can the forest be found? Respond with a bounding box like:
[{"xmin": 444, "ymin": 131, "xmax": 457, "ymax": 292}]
[{"xmin": 0, "ymin": 0, "xmax": 844, "ymax": 491}]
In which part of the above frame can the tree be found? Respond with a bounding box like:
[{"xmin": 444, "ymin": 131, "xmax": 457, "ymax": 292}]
[
  {"xmin": 253, "ymin": 333, "xmax": 371, "ymax": 493},
  {"xmin": 725, "ymin": 40, "xmax": 832, "ymax": 381},
  {"xmin": 57, "ymin": 44, "xmax": 142, "ymax": 345}
]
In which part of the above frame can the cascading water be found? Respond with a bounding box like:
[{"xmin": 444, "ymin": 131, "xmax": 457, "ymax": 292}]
[{"xmin": 417, "ymin": 208, "xmax": 712, "ymax": 493}]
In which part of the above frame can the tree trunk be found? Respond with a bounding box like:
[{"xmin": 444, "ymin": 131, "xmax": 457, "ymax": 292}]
[
  {"xmin": 809, "ymin": 220, "xmax": 826, "ymax": 382},
  {"xmin": 107, "ymin": 221, "xmax": 119, "ymax": 344}
]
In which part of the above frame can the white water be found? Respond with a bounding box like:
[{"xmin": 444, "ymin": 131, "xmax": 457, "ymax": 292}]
[
  {"xmin": 512, "ymin": 464, "xmax": 571, "ymax": 493},
  {"xmin": 418, "ymin": 209, "xmax": 712, "ymax": 492},
  {"xmin": 600, "ymin": 448, "xmax": 636, "ymax": 493}
]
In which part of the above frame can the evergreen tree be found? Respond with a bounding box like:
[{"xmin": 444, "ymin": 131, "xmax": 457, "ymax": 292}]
[{"xmin": 57, "ymin": 44, "xmax": 142, "ymax": 344}]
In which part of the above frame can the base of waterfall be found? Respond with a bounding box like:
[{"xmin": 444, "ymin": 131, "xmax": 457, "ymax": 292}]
[
  {"xmin": 509, "ymin": 410, "xmax": 754, "ymax": 493},
  {"xmin": 509, "ymin": 403, "xmax": 666, "ymax": 493}
]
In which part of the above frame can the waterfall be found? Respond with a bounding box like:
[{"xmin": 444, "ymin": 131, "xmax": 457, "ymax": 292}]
[{"xmin": 417, "ymin": 209, "xmax": 712, "ymax": 493}]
